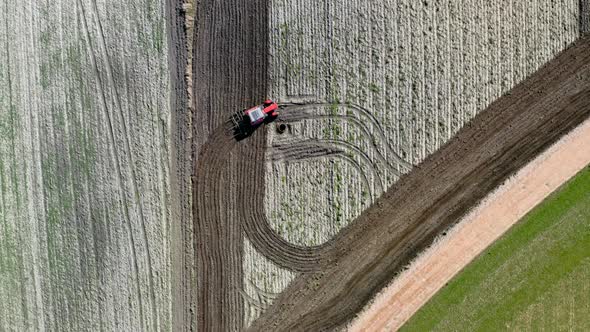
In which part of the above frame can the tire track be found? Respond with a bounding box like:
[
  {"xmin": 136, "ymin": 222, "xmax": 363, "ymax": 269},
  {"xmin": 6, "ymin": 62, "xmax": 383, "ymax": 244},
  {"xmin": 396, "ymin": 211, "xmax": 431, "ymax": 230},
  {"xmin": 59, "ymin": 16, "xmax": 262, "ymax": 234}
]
[
  {"xmin": 279, "ymin": 103, "xmax": 411, "ymax": 176},
  {"xmin": 86, "ymin": 5, "xmax": 158, "ymax": 327},
  {"xmin": 269, "ymin": 140, "xmax": 342, "ymax": 161},
  {"xmin": 199, "ymin": 89, "xmax": 405, "ymax": 289},
  {"xmin": 308, "ymin": 102, "xmax": 413, "ymax": 170},
  {"xmin": 245, "ymin": 279, "xmax": 281, "ymax": 301},
  {"xmin": 237, "ymin": 130, "xmax": 330, "ymax": 272},
  {"xmin": 24, "ymin": 3, "xmax": 50, "ymax": 328},
  {"xmin": 274, "ymin": 148, "xmax": 375, "ymax": 206},
  {"xmin": 241, "ymin": 280, "xmax": 278, "ymax": 314},
  {"xmin": 280, "ymin": 110, "xmax": 396, "ymax": 171},
  {"xmin": 166, "ymin": 0, "xmax": 194, "ymax": 329},
  {"xmin": 234, "ymin": 120, "xmax": 379, "ymax": 272},
  {"xmin": 193, "ymin": 124, "xmax": 240, "ymax": 330},
  {"xmin": 2, "ymin": 13, "xmax": 31, "ymax": 327},
  {"xmin": 242, "ymin": 280, "xmax": 281, "ymax": 329},
  {"xmin": 270, "ymin": 138, "xmax": 384, "ymax": 198},
  {"xmin": 582, "ymin": 0, "xmax": 590, "ymax": 34},
  {"xmin": 331, "ymin": 153, "xmax": 376, "ymax": 202}
]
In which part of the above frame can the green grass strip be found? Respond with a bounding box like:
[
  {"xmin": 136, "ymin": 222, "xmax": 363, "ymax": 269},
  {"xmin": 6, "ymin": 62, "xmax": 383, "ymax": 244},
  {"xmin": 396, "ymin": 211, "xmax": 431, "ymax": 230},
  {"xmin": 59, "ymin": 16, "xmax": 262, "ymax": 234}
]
[{"xmin": 401, "ymin": 166, "xmax": 590, "ymax": 331}]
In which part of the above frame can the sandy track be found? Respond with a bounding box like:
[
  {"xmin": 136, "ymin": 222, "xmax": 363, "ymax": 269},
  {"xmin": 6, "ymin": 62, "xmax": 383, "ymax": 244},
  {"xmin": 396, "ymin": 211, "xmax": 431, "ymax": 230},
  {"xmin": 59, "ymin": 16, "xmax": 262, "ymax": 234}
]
[
  {"xmin": 349, "ymin": 115, "xmax": 590, "ymax": 331},
  {"xmin": 250, "ymin": 36, "xmax": 590, "ymax": 330}
]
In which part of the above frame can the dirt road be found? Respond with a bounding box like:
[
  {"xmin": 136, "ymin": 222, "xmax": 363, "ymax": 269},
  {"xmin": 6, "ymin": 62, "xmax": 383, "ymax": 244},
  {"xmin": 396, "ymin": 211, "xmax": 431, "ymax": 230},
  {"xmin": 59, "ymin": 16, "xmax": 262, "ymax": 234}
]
[{"xmin": 249, "ymin": 36, "xmax": 590, "ymax": 330}]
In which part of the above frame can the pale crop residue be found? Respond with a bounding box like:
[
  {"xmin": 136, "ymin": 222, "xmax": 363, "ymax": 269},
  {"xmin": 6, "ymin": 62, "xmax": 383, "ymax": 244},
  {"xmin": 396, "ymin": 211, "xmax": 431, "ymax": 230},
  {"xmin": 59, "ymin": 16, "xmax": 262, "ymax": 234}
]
[{"xmin": 0, "ymin": 0, "xmax": 171, "ymax": 330}]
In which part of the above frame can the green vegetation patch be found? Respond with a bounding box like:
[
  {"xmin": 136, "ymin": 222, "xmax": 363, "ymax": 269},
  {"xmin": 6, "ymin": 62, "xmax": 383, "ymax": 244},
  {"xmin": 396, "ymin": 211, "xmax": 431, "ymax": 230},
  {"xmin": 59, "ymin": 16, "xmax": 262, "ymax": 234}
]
[{"xmin": 402, "ymin": 166, "xmax": 590, "ymax": 332}]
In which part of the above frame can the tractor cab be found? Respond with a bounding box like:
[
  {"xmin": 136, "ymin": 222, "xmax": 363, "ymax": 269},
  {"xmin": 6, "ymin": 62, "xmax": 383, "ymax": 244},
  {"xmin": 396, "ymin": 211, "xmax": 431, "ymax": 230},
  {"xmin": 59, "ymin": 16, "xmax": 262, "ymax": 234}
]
[
  {"xmin": 231, "ymin": 99, "xmax": 280, "ymax": 138},
  {"xmin": 245, "ymin": 106, "xmax": 266, "ymax": 126}
]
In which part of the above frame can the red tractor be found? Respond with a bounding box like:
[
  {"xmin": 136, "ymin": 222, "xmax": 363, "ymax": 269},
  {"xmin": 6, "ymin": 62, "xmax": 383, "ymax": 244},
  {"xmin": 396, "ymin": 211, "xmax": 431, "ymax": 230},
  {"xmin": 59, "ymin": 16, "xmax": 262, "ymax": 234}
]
[{"xmin": 232, "ymin": 100, "xmax": 279, "ymax": 137}]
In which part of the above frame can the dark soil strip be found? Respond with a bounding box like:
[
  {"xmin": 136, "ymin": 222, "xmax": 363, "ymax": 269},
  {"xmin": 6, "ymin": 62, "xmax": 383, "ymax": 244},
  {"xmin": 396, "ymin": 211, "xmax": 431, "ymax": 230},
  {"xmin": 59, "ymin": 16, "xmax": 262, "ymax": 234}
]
[
  {"xmin": 166, "ymin": 0, "xmax": 195, "ymax": 331},
  {"xmin": 191, "ymin": 0, "xmax": 269, "ymax": 330},
  {"xmin": 250, "ymin": 36, "xmax": 590, "ymax": 331}
]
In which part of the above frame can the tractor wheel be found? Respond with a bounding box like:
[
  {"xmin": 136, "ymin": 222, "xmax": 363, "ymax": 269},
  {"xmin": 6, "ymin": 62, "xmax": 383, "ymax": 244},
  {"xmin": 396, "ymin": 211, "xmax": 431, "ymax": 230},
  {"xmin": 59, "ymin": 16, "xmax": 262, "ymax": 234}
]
[{"xmin": 276, "ymin": 123, "xmax": 287, "ymax": 134}]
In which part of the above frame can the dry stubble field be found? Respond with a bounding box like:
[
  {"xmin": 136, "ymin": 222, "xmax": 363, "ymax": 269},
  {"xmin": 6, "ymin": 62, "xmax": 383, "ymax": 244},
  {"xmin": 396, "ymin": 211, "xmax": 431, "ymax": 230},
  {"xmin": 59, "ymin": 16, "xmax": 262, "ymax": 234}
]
[{"xmin": 0, "ymin": 0, "xmax": 174, "ymax": 330}]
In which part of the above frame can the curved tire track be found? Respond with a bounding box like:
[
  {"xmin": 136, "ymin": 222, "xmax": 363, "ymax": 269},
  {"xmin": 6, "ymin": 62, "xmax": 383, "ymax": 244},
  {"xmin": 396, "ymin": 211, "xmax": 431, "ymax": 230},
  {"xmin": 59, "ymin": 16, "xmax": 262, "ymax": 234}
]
[
  {"xmin": 280, "ymin": 102, "xmax": 413, "ymax": 171},
  {"xmin": 280, "ymin": 108, "xmax": 405, "ymax": 177},
  {"xmin": 194, "ymin": 123, "xmax": 330, "ymax": 279},
  {"xmin": 268, "ymin": 140, "xmax": 343, "ymax": 161},
  {"xmin": 190, "ymin": 0, "xmax": 270, "ymax": 329},
  {"xmin": 236, "ymin": 129, "xmax": 332, "ymax": 272},
  {"xmin": 77, "ymin": 2, "xmax": 156, "ymax": 329},
  {"xmin": 192, "ymin": 123, "xmax": 243, "ymax": 330},
  {"xmin": 270, "ymin": 139, "xmax": 384, "ymax": 197}
]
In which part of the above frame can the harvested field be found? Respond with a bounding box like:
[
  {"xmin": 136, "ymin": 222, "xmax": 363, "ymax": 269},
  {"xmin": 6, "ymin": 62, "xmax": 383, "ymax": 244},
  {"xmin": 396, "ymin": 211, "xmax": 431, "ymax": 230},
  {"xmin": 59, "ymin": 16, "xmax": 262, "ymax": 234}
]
[
  {"xmin": 0, "ymin": 0, "xmax": 174, "ymax": 330},
  {"xmin": 250, "ymin": 36, "xmax": 590, "ymax": 330}
]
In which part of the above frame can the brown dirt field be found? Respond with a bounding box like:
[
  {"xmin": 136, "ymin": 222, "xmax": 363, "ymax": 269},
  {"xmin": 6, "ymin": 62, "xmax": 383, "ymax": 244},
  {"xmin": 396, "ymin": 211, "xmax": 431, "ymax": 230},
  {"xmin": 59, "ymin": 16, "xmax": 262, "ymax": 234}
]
[
  {"xmin": 190, "ymin": 0, "xmax": 269, "ymax": 330},
  {"xmin": 348, "ymin": 115, "xmax": 590, "ymax": 331},
  {"xmin": 249, "ymin": 36, "xmax": 590, "ymax": 330}
]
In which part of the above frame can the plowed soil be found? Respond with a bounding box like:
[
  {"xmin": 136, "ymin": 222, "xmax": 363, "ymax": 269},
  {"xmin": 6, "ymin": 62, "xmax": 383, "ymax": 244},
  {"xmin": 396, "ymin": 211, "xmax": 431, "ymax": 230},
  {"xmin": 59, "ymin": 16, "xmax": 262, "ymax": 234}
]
[
  {"xmin": 167, "ymin": 0, "xmax": 194, "ymax": 330},
  {"xmin": 248, "ymin": 36, "xmax": 590, "ymax": 330},
  {"xmin": 190, "ymin": 0, "xmax": 269, "ymax": 330}
]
